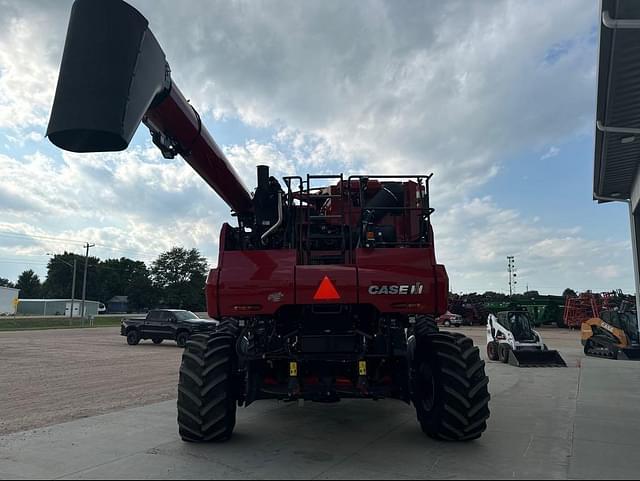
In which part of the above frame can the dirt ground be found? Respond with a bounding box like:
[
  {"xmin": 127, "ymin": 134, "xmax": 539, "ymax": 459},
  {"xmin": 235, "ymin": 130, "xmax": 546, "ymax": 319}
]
[
  {"xmin": 0, "ymin": 327, "xmax": 183, "ymax": 436},
  {"xmin": 0, "ymin": 325, "xmax": 582, "ymax": 436}
]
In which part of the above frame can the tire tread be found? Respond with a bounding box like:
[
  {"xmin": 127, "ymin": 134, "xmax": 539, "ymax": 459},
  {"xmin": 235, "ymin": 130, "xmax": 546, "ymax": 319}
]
[
  {"xmin": 177, "ymin": 332, "xmax": 237, "ymax": 443},
  {"xmin": 413, "ymin": 331, "xmax": 490, "ymax": 441}
]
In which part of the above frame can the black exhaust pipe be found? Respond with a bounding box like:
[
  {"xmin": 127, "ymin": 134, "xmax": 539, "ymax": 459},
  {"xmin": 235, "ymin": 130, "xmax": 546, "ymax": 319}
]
[{"xmin": 46, "ymin": 0, "xmax": 170, "ymax": 152}]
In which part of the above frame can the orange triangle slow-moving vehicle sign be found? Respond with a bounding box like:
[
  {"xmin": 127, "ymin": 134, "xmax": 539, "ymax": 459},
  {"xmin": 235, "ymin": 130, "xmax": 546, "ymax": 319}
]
[{"xmin": 313, "ymin": 275, "xmax": 341, "ymax": 301}]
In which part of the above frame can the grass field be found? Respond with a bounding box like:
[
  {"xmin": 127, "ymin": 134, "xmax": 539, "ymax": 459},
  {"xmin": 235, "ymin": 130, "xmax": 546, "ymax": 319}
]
[{"xmin": 0, "ymin": 315, "xmax": 127, "ymax": 331}]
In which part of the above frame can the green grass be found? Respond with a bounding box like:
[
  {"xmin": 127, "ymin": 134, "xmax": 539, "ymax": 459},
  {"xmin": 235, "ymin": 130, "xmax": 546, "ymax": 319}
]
[{"xmin": 0, "ymin": 315, "xmax": 126, "ymax": 331}]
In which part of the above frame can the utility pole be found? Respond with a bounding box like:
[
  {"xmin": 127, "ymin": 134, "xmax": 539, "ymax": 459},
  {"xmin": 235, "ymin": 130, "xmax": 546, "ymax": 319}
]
[
  {"xmin": 507, "ymin": 256, "xmax": 517, "ymax": 296},
  {"xmin": 70, "ymin": 258, "xmax": 77, "ymax": 318},
  {"xmin": 80, "ymin": 242, "xmax": 95, "ymax": 319}
]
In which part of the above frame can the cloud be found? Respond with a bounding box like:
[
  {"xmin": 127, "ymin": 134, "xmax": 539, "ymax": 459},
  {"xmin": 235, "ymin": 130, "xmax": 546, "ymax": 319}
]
[
  {"xmin": 435, "ymin": 197, "xmax": 633, "ymax": 293},
  {"xmin": 594, "ymin": 265, "xmax": 620, "ymax": 281},
  {"xmin": 0, "ymin": 1, "xmax": 69, "ymax": 134},
  {"xmin": 541, "ymin": 146, "xmax": 560, "ymax": 160},
  {"xmin": 130, "ymin": 0, "xmax": 596, "ymax": 194}
]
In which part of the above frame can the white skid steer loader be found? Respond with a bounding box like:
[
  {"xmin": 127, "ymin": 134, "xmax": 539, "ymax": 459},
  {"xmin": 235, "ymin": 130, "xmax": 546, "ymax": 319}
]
[{"xmin": 486, "ymin": 311, "xmax": 566, "ymax": 367}]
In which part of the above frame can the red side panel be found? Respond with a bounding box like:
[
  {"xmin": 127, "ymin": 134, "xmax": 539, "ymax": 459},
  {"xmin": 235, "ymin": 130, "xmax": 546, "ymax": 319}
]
[
  {"xmin": 296, "ymin": 265, "xmax": 358, "ymax": 305},
  {"xmin": 206, "ymin": 267, "xmax": 220, "ymax": 319},
  {"xmin": 356, "ymin": 248, "xmax": 448, "ymax": 316},
  {"xmin": 217, "ymin": 249, "xmax": 297, "ymax": 316}
]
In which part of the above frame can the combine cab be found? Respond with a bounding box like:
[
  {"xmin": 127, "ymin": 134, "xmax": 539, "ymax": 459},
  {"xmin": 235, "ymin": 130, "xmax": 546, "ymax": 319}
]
[
  {"xmin": 487, "ymin": 311, "xmax": 566, "ymax": 368},
  {"xmin": 46, "ymin": 0, "xmax": 490, "ymax": 443}
]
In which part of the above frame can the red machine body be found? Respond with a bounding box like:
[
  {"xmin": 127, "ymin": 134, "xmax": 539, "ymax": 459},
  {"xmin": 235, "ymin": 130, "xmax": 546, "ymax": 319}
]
[
  {"xmin": 209, "ymin": 241, "xmax": 448, "ymax": 319},
  {"xmin": 206, "ymin": 173, "xmax": 448, "ymax": 324}
]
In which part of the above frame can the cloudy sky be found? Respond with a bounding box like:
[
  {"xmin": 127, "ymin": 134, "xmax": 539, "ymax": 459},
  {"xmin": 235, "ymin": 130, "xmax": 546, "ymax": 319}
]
[{"xmin": 0, "ymin": 0, "xmax": 634, "ymax": 295}]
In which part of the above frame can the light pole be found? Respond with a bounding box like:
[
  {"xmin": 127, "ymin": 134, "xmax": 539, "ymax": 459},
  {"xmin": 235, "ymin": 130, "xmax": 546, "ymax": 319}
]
[
  {"xmin": 80, "ymin": 242, "xmax": 95, "ymax": 319},
  {"xmin": 47, "ymin": 253, "xmax": 77, "ymax": 318},
  {"xmin": 507, "ymin": 256, "xmax": 517, "ymax": 296}
]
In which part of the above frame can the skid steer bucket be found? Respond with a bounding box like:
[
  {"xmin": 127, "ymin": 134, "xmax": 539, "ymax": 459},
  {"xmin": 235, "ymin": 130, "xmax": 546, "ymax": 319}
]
[{"xmin": 508, "ymin": 349, "xmax": 567, "ymax": 367}]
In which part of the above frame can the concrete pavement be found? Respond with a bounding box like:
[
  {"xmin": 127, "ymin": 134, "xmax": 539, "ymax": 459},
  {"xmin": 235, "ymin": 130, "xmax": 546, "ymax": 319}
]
[{"xmin": 2, "ymin": 354, "xmax": 639, "ymax": 479}]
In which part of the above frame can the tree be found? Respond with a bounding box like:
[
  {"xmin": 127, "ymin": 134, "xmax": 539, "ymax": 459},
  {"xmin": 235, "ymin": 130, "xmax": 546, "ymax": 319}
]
[
  {"xmin": 562, "ymin": 288, "xmax": 577, "ymax": 298},
  {"xmin": 16, "ymin": 270, "xmax": 42, "ymax": 299},
  {"xmin": 482, "ymin": 291, "xmax": 508, "ymax": 300},
  {"xmin": 0, "ymin": 277, "xmax": 14, "ymax": 288},
  {"xmin": 97, "ymin": 258, "xmax": 155, "ymax": 311},
  {"xmin": 151, "ymin": 247, "xmax": 208, "ymax": 311},
  {"xmin": 42, "ymin": 252, "xmax": 86, "ymax": 299}
]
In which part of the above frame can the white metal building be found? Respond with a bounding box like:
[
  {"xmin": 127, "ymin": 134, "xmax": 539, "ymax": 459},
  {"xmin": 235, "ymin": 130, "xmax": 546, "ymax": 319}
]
[
  {"xmin": 0, "ymin": 286, "xmax": 20, "ymax": 315},
  {"xmin": 16, "ymin": 299, "xmax": 100, "ymax": 317}
]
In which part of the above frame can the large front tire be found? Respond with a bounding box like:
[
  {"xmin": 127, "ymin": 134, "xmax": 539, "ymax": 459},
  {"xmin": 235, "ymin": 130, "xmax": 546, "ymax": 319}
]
[
  {"xmin": 177, "ymin": 333, "xmax": 238, "ymax": 443},
  {"xmin": 414, "ymin": 315, "xmax": 438, "ymax": 338},
  {"xmin": 412, "ymin": 332, "xmax": 490, "ymax": 441}
]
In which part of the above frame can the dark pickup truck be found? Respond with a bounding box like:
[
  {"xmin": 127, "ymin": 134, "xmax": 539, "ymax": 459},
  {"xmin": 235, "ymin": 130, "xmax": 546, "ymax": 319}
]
[{"xmin": 120, "ymin": 309, "xmax": 218, "ymax": 347}]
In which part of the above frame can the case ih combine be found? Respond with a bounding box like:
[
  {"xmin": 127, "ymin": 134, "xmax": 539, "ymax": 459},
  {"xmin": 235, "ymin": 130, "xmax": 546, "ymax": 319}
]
[{"xmin": 47, "ymin": 0, "xmax": 490, "ymax": 443}]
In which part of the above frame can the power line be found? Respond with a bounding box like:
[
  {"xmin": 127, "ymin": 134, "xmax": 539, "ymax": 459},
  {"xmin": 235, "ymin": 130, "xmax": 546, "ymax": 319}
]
[
  {"xmin": 0, "ymin": 230, "xmax": 162, "ymax": 259},
  {"xmin": 0, "ymin": 230, "xmax": 86, "ymax": 245}
]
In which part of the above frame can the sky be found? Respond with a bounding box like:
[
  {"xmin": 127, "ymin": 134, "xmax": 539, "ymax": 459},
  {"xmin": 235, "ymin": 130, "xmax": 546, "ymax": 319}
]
[{"xmin": 0, "ymin": 0, "xmax": 635, "ymax": 295}]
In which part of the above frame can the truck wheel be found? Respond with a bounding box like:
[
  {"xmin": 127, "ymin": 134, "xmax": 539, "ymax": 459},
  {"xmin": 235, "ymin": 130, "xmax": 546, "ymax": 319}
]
[
  {"xmin": 412, "ymin": 332, "xmax": 490, "ymax": 441},
  {"xmin": 127, "ymin": 330, "xmax": 140, "ymax": 346},
  {"xmin": 486, "ymin": 341, "xmax": 499, "ymax": 361},
  {"xmin": 443, "ymin": 320, "xmax": 451, "ymax": 327},
  {"xmin": 498, "ymin": 344, "xmax": 510, "ymax": 363},
  {"xmin": 176, "ymin": 331, "xmax": 189, "ymax": 348},
  {"xmin": 177, "ymin": 333, "xmax": 237, "ymax": 443},
  {"xmin": 152, "ymin": 338, "xmax": 163, "ymax": 345}
]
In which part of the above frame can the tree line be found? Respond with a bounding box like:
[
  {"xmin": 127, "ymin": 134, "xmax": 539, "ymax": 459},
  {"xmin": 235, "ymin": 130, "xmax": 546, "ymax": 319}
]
[
  {"xmin": 448, "ymin": 288, "xmax": 578, "ymax": 300},
  {"xmin": 0, "ymin": 247, "xmax": 209, "ymax": 312}
]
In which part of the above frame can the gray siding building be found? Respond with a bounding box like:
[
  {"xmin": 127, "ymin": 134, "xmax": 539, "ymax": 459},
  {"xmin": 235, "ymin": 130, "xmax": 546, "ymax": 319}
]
[{"xmin": 16, "ymin": 299, "xmax": 100, "ymax": 317}]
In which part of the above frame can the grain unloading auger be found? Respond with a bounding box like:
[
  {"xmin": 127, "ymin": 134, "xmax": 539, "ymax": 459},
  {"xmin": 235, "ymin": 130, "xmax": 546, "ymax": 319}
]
[{"xmin": 47, "ymin": 0, "xmax": 490, "ymax": 443}]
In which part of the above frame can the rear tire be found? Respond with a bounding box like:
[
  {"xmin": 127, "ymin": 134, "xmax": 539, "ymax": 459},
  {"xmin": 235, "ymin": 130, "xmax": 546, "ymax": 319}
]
[
  {"xmin": 177, "ymin": 333, "xmax": 238, "ymax": 443},
  {"xmin": 412, "ymin": 332, "xmax": 490, "ymax": 441},
  {"xmin": 152, "ymin": 338, "xmax": 163, "ymax": 345},
  {"xmin": 127, "ymin": 330, "xmax": 140, "ymax": 346},
  {"xmin": 486, "ymin": 341, "xmax": 499, "ymax": 361}
]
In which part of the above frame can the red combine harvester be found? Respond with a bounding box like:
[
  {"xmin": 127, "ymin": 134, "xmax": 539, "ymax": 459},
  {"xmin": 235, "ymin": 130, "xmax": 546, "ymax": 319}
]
[{"xmin": 46, "ymin": 0, "xmax": 490, "ymax": 443}]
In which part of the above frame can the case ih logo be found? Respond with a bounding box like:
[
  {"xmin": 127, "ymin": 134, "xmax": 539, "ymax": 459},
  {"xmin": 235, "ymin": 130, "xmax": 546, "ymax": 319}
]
[{"xmin": 368, "ymin": 282, "xmax": 424, "ymax": 295}]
